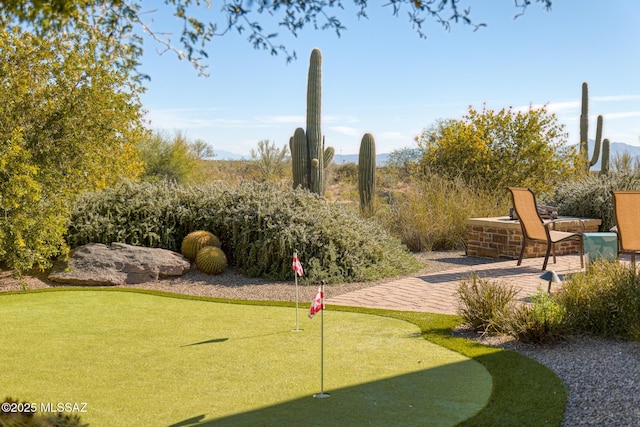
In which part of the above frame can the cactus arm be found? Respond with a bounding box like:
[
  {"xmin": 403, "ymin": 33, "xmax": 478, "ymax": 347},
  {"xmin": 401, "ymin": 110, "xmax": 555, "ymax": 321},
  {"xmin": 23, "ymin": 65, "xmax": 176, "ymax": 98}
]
[
  {"xmin": 358, "ymin": 133, "xmax": 376, "ymax": 214},
  {"xmin": 601, "ymin": 138, "xmax": 610, "ymax": 175},
  {"xmin": 291, "ymin": 128, "xmax": 309, "ymax": 189},
  {"xmin": 323, "ymin": 146, "xmax": 335, "ymax": 168},
  {"xmin": 589, "ymin": 115, "xmax": 603, "ymax": 167}
]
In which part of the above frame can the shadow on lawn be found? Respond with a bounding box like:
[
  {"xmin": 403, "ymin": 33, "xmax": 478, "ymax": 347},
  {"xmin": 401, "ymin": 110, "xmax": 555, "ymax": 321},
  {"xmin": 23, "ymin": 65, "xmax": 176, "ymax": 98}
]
[
  {"xmin": 181, "ymin": 338, "xmax": 229, "ymax": 347},
  {"xmin": 166, "ymin": 360, "xmax": 491, "ymax": 427},
  {"xmin": 182, "ymin": 330, "xmax": 294, "ymax": 347},
  {"xmin": 166, "ymin": 347, "xmax": 566, "ymax": 427}
]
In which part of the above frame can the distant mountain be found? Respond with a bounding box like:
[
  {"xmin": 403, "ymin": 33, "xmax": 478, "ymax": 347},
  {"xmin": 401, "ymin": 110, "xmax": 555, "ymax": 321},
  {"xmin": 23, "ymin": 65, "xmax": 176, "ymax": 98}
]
[
  {"xmin": 211, "ymin": 142, "xmax": 640, "ymax": 169},
  {"xmin": 211, "ymin": 150, "xmax": 250, "ymax": 161},
  {"xmin": 579, "ymin": 141, "xmax": 640, "ymax": 171},
  {"xmin": 332, "ymin": 153, "xmax": 390, "ymax": 166},
  {"xmin": 210, "ymin": 150, "xmax": 392, "ymax": 165}
]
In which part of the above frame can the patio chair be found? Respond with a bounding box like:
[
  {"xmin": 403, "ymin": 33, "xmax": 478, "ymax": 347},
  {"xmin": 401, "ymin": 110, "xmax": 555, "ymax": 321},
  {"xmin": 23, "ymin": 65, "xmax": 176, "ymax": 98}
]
[
  {"xmin": 508, "ymin": 187, "xmax": 584, "ymax": 271},
  {"xmin": 612, "ymin": 190, "xmax": 640, "ymax": 267}
]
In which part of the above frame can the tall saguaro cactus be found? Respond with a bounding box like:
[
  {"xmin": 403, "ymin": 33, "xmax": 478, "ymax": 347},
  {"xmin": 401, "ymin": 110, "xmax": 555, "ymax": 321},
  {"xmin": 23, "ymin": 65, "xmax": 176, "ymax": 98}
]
[
  {"xmin": 358, "ymin": 133, "xmax": 376, "ymax": 214},
  {"xmin": 579, "ymin": 82, "xmax": 610, "ymax": 174},
  {"xmin": 290, "ymin": 48, "xmax": 334, "ymax": 195}
]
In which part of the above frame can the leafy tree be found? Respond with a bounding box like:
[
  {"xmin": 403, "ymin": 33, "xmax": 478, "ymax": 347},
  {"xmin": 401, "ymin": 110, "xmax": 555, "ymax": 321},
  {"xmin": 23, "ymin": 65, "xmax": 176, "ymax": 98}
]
[
  {"xmin": 610, "ymin": 151, "xmax": 640, "ymax": 173},
  {"xmin": 0, "ymin": 25, "xmax": 145, "ymax": 271},
  {"xmin": 0, "ymin": 1, "xmax": 553, "ymax": 74},
  {"xmin": 250, "ymin": 139, "xmax": 290, "ymax": 182},
  {"xmin": 138, "ymin": 130, "xmax": 207, "ymax": 183},
  {"xmin": 415, "ymin": 105, "xmax": 581, "ymax": 195},
  {"xmin": 190, "ymin": 138, "xmax": 215, "ymax": 160},
  {"xmin": 387, "ymin": 146, "xmax": 422, "ymax": 180}
]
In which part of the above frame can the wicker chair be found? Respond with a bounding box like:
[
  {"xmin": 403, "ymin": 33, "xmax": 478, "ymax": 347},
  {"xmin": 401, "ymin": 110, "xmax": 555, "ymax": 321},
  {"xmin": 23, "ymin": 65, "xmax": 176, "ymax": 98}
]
[
  {"xmin": 612, "ymin": 190, "xmax": 640, "ymax": 267},
  {"xmin": 508, "ymin": 187, "xmax": 584, "ymax": 271}
]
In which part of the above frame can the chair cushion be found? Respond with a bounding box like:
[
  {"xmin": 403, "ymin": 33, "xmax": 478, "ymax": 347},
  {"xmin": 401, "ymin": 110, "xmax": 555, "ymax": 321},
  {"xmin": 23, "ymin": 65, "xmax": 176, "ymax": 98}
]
[{"xmin": 549, "ymin": 230, "xmax": 580, "ymax": 244}]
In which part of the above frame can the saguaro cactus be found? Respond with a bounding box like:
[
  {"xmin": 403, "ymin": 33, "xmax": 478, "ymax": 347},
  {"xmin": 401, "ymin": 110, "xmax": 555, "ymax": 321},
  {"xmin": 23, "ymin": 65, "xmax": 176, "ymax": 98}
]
[
  {"xmin": 579, "ymin": 82, "xmax": 610, "ymax": 174},
  {"xmin": 290, "ymin": 48, "xmax": 334, "ymax": 196},
  {"xmin": 358, "ymin": 133, "xmax": 376, "ymax": 214}
]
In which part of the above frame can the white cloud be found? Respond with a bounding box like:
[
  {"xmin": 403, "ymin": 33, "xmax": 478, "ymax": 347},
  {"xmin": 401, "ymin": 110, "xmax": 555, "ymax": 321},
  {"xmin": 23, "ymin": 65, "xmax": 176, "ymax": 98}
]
[
  {"xmin": 517, "ymin": 101, "xmax": 579, "ymax": 114},
  {"xmin": 324, "ymin": 115, "xmax": 359, "ymax": 124},
  {"xmin": 605, "ymin": 111, "xmax": 640, "ymax": 120},
  {"xmin": 145, "ymin": 109, "xmax": 248, "ymax": 129},
  {"xmin": 329, "ymin": 126, "xmax": 361, "ymax": 137},
  {"xmin": 378, "ymin": 131, "xmax": 410, "ymax": 141},
  {"xmin": 253, "ymin": 115, "xmax": 305, "ymax": 124},
  {"xmin": 593, "ymin": 95, "xmax": 640, "ymax": 102}
]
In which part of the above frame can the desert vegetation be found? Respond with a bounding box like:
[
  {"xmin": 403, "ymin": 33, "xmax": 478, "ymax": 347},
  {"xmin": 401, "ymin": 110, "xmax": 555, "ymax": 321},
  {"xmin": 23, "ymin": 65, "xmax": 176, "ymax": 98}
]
[
  {"xmin": 65, "ymin": 180, "xmax": 422, "ymax": 284},
  {"xmin": 2, "ymin": 8, "xmax": 640, "ymax": 349},
  {"xmin": 457, "ymin": 261, "xmax": 640, "ymax": 344}
]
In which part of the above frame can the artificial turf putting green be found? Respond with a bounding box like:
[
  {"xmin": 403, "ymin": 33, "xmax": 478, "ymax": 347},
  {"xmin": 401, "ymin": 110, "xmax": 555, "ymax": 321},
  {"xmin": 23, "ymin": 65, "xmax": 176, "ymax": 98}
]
[{"xmin": 0, "ymin": 290, "xmax": 492, "ymax": 426}]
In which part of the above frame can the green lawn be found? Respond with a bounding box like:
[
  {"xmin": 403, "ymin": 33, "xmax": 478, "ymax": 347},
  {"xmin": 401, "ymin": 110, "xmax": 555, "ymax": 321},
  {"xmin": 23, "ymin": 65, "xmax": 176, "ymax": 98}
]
[{"xmin": 0, "ymin": 290, "xmax": 494, "ymax": 426}]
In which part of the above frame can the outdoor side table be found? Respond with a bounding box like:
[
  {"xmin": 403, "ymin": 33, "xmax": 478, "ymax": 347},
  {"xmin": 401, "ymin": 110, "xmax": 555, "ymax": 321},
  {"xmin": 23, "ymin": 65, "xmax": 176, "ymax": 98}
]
[{"xmin": 583, "ymin": 232, "xmax": 618, "ymax": 264}]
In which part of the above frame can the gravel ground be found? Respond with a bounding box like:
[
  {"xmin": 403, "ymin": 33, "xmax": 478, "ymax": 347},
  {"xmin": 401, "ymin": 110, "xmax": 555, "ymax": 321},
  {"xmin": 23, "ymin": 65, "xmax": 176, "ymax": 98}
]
[{"xmin": 2, "ymin": 250, "xmax": 639, "ymax": 426}]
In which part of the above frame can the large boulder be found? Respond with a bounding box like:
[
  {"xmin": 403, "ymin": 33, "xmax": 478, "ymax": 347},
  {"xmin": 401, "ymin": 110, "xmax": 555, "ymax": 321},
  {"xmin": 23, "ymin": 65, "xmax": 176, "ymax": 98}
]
[{"xmin": 49, "ymin": 242, "xmax": 191, "ymax": 286}]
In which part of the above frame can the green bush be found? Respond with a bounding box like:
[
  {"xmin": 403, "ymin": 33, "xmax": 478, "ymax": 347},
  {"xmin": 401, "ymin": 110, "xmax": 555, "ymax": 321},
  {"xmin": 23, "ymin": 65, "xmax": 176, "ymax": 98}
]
[
  {"xmin": 137, "ymin": 130, "xmax": 207, "ymax": 184},
  {"xmin": 456, "ymin": 274, "xmax": 518, "ymax": 334},
  {"xmin": 332, "ymin": 163, "xmax": 358, "ymax": 184},
  {"xmin": 556, "ymin": 262, "xmax": 640, "ymax": 338},
  {"xmin": 415, "ymin": 105, "xmax": 580, "ymax": 195},
  {"xmin": 66, "ymin": 181, "xmax": 421, "ymax": 284},
  {"xmin": 507, "ymin": 291, "xmax": 566, "ymax": 344},
  {"xmin": 545, "ymin": 171, "xmax": 640, "ymax": 231}
]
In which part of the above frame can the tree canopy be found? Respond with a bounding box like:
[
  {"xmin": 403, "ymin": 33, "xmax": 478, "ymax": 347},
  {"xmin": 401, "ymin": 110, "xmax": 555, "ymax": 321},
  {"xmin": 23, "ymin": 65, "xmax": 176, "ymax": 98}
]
[
  {"xmin": 415, "ymin": 104, "xmax": 581, "ymax": 195},
  {"xmin": 0, "ymin": 24, "xmax": 146, "ymax": 271},
  {"xmin": 1, "ymin": 0, "xmax": 553, "ymax": 75}
]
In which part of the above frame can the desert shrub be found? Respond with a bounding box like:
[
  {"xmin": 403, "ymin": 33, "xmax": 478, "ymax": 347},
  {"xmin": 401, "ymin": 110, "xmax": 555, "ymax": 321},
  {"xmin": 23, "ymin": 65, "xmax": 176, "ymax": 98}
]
[
  {"xmin": 545, "ymin": 171, "xmax": 640, "ymax": 231},
  {"xmin": 332, "ymin": 163, "xmax": 358, "ymax": 183},
  {"xmin": 457, "ymin": 274, "xmax": 518, "ymax": 334},
  {"xmin": 138, "ymin": 130, "xmax": 211, "ymax": 184},
  {"xmin": 415, "ymin": 105, "xmax": 580, "ymax": 194},
  {"xmin": 457, "ymin": 262, "xmax": 640, "ymax": 343},
  {"xmin": 377, "ymin": 173, "xmax": 509, "ymax": 251},
  {"xmin": 556, "ymin": 262, "xmax": 640, "ymax": 338},
  {"xmin": 66, "ymin": 181, "xmax": 421, "ymax": 284},
  {"xmin": 249, "ymin": 139, "xmax": 290, "ymax": 182},
  {"xmin": 386, "ymin": 147, "xmax": 421, "ymax": 181},
  {"xmin": 507, "ymin": 291, "xmax": 566, "ymax": 344}
]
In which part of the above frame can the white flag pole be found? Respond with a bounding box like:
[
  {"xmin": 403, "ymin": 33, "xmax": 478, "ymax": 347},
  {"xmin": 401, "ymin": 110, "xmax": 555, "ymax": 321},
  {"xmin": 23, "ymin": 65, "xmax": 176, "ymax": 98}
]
[{"xmin": 314, "ymin": 280, "xmax": 330, "ymax": 399}]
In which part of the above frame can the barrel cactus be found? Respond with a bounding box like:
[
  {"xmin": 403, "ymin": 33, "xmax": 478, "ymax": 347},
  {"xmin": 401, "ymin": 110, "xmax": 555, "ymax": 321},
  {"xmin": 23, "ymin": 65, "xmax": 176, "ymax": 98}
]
[
  {"xmin": 196, "ymin": 246, "xmax": 227, "ymax": 275},
  {"xmin": 181, "ymin": 231, "xmax": 221, "ymax": 261},
  {"xmin": 358, "ymin": 133, "xmax": 376, "ymax": 214},
  {"xmin": 290, "ymin": 48, "xmax": 334, "ymax": 196}
]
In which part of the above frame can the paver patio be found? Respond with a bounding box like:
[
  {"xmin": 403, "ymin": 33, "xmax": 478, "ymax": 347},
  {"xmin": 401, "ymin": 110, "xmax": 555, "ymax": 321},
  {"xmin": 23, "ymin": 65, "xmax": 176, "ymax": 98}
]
[{"xmin": 327, "ymin": 254, "xmax": 616, "ymax": 314}]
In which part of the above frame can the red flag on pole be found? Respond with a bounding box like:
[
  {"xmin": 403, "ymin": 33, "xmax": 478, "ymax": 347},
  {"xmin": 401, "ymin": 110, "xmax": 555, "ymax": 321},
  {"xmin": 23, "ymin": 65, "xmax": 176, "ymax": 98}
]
[
  {"xmin": 309, "ymin": 286, "xmax": 324, "ymax": 319},
  {"xmin": 292, "ymin": 253, "xmax": 304, "ymax": 276}
]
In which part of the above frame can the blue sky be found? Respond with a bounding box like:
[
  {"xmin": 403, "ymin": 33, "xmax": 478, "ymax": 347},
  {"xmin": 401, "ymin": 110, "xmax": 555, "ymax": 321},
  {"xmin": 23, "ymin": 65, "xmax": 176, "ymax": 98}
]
[{"xmin": 138, "ymin": 1, "xmax": 640, "ymax": 157}]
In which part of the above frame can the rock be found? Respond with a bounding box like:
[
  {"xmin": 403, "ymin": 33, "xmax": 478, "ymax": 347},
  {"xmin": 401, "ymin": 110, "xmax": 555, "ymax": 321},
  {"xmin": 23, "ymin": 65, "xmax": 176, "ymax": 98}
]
[{"xmin": 49, "ymin": 242, "xmax": 191, "ymax": 286}]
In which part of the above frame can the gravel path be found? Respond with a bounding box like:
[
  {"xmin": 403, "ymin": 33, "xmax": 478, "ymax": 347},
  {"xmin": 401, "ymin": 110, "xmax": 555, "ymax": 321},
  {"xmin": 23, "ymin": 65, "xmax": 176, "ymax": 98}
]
[{"xmin": 2, "ymin": 250, "xmax": 639, "ymax": 426}]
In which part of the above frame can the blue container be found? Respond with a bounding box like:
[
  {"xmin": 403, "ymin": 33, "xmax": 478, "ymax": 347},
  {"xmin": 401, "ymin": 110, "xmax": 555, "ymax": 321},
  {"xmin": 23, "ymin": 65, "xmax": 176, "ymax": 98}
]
[{"xmin": 583, "ymin": 232, "xmax": 618, "ymax": 264}]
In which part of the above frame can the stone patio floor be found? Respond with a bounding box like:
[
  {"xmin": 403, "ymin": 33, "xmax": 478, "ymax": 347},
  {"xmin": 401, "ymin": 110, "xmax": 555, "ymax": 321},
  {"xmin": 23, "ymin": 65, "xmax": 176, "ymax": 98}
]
[{"xmin": 326, "ymin": 253, "xmax": 626, "ymax": 315}]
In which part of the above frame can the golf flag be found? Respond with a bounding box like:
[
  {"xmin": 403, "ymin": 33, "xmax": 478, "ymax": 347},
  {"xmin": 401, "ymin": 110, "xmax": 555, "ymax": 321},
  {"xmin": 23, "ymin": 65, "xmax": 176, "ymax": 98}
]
[
  {"xmin": 309, "ymin": 286, "xmax": 324, "ymax": 319},
  {"xmin": 292, "ymin": 253, "xmax": 304, "ymax": 276}
]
